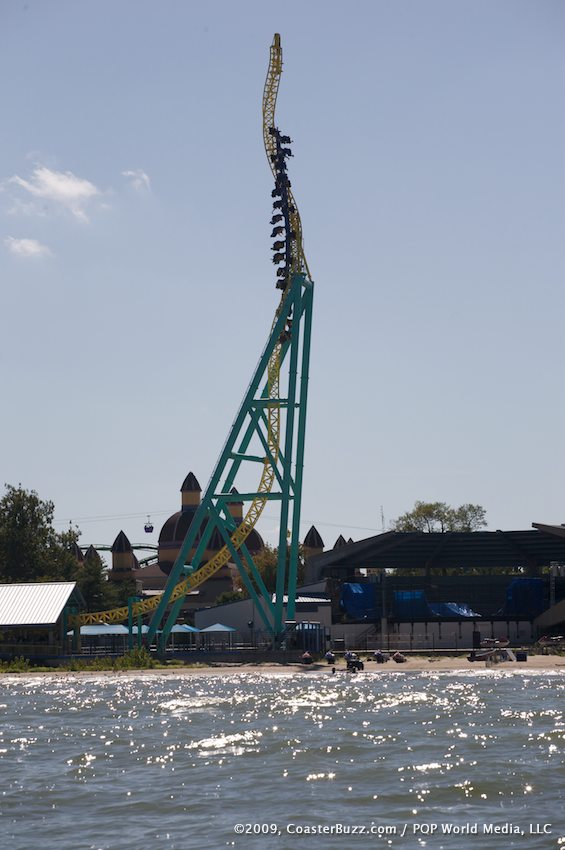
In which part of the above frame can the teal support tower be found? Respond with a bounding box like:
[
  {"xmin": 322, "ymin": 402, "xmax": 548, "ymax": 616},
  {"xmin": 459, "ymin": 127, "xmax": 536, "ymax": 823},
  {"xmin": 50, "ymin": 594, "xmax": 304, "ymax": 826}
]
[{"xmin": 146, "ymin": 34, "xmax": 314, "ymax": 650}]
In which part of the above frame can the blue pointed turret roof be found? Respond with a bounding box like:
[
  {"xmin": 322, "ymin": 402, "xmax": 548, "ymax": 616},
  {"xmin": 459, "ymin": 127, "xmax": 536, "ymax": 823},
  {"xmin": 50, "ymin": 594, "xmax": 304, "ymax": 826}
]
[
  {"xmin": 70, "ymin": 542, "xmax": 84, "ymax": 562},
  {"xmin": 230, "ymin": 487, "xmax": 243, "ymax": 505},
  {"xmin": 303, "ymin": 525, "xmax": 324, "ymax": 549},
  {"xmin": 111, "ymin": 530, "xmax": 132, "ymax": 553},
  {"xmin": 181, "ymin": 472, "xmax": 201, "ymax": 492}
]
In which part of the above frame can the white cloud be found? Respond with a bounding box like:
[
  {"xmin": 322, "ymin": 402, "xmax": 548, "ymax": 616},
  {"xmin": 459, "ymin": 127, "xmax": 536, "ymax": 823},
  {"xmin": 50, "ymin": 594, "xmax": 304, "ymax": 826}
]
[
  {"xmin": 8, "ymin": 165, "xmax": 101, "ymax": 222},
  {"xmin": 4, "ymin": 237, "xmax": 53, "ymax": 258},
  {"xmin": 122, "ymin": 169, "xmax": 151, "ymax": 192}
]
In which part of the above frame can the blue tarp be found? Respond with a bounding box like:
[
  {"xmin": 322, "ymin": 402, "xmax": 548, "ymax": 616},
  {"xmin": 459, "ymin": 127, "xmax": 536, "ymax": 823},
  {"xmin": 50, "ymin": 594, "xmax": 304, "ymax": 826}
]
[
  {"xmin": 340, "ymin": 583, "xmax": 379, "ymax": 620},
  {"xmin": 498, "ymin": 578, "xmax": 544, "ymax": 618},
  {"xmin": 394, "ymin": 591, "xmax": 431, "ymax": 619},
  {"xmin": 429, "ymin": 602, "xmax": 481, "ymax": 618},
  {"xmin": 393, "ymin": 590, "xmax": 480, "ymax": 620}
]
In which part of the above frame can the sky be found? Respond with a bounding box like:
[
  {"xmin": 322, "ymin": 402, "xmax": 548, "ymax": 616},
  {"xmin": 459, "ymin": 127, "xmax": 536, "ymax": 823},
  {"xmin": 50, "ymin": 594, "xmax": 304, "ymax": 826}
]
[{"xmin": 1, "ymin": 0, "xmax": 563, "ymax": 556}]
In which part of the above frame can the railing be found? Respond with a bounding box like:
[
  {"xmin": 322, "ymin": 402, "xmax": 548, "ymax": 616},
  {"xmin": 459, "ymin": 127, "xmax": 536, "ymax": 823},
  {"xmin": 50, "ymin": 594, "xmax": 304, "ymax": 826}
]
[{"xmin": 0, "ymin": 643, "xmax": 67, "ymax": 658}]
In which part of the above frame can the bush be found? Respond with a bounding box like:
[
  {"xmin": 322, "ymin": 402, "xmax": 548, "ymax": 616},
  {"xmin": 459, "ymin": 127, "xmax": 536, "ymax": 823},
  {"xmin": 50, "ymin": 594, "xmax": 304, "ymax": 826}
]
[
  {"xmin": 0, "ymin": 656, "xmax": 31, "ymax": 672},
  {"xmin": 113, "ymin": 647, "xmax": 155, "ymax": 669}
]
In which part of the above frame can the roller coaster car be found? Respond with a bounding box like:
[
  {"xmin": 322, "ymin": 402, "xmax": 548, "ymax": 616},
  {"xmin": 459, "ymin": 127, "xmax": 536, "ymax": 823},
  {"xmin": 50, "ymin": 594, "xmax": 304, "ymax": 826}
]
[
  {"xmin": 276, "ymin": 267, "xmax": 287, "ymax": 277},
  {"xmin": 270, "ymin": 214, "xmax": 283, "ymax": 224},
  {"xmin": 276, "ymin": 280, "xmax": 287, "ymax": 290},
  {"xmin": 272, "ymin": 253, "xmax": 285, "ymax": 263},
  {"xmin": 280, "ymin": 134, "xmax": 292, "ymax": 144},
  {"xmin": 271, "ymin": 188, "xmax": 283, "ymax": 198},
  {"xmin": 272, "ymin": 240, "xmax": 285, "ymax": 250},
  {"xmin": 273, "ymin": 200, "xmax": 284, "ymax": 209},
  {"xmin": 271, "ymin": 226, "xmax": 284, "ymax": 237},
  {"xmin": 268, "ymin": 127, "xmax": 279, "ymax": 137},
  {"xmin": 281, "ymin": 148, "xmax": 293, "ymax": 157}
]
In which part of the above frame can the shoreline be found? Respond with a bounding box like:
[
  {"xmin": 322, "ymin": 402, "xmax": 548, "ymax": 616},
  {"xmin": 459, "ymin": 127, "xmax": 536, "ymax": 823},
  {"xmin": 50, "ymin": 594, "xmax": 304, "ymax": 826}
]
[{"xmin": 2, "ymin": 654, "xmax": 565, "ymax": 678}]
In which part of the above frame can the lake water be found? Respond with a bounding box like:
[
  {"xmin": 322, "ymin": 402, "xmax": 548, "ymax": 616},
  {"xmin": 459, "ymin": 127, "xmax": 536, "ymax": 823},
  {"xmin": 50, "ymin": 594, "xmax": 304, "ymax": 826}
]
[{"xmin": 1, "ymin": 669, "xmax": 564, "ymax": 850}]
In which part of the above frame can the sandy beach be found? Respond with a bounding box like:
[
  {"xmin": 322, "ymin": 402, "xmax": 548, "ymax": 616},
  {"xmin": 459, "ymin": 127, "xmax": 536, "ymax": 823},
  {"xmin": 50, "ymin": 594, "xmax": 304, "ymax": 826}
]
[
  {"xmin": 168, "ymin": 654, "xmax": 565, "ymax": 676},
  {"xmin": 2, "ymin": 653, "xmax": 565, "ymax": 679}
]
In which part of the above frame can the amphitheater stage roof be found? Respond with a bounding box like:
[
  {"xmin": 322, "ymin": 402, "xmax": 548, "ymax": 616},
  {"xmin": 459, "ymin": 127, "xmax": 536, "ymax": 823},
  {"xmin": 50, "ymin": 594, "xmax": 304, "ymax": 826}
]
[{"xmin": 310, "ymin": 527, "xmax": 565, "ymax": 575}]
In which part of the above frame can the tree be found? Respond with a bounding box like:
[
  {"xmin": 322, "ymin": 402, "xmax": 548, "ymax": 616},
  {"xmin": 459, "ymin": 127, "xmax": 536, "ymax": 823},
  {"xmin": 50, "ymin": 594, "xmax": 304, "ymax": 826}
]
[
  {"xmin": 233, "ymin": 543, "xmax": 306, "ymax": 595},
  {"xmin": 75, "ymin": 548, "xmax": 108, "ymax": 611},
  {"xmin": 392, "ymin": 500, "xmax": 487, "ymax": 533},
  {"xmin": 0, "ymin": 484, "xmax": 79, "ymax": 582},
  {"xmin": 215, "ymin": 590, "xmax": 245, "ymax": 606}
]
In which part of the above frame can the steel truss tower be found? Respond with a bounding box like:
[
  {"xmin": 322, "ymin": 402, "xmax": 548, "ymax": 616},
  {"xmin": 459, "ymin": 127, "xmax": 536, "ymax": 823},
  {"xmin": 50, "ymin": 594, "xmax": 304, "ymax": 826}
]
[
  {"xmin": 69, "ymin": 35, "xmax": 313, "ymax": 651},
  {"xmin": 147, "ymin": 271, "xmax": 313, "ymax": 648}
]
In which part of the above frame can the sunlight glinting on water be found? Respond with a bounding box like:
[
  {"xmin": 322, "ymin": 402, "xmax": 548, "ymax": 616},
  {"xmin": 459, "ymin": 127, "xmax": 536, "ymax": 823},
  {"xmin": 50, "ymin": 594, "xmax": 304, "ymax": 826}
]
[{"xmin": 0, "ymin": 670, "xmax": 564, "ymax": 850}]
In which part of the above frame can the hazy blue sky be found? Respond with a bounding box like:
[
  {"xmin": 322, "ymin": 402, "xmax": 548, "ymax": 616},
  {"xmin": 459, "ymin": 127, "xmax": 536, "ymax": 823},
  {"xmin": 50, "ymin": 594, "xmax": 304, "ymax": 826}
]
[{"xmin": 1, "ymin": 0, "xmax": 563, "ymax": 553}]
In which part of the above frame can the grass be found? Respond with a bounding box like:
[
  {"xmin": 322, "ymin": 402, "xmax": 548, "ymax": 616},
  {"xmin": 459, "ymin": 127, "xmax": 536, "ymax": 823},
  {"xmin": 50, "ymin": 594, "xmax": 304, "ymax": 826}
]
[{"xmin": 0, "ymin": 648, "xmax": 216, "ymax": 673}]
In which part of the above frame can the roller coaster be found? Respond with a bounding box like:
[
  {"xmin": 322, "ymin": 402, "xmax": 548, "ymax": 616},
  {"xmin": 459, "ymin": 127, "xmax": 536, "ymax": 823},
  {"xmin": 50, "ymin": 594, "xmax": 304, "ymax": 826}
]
[{"xmin": 69, "ymin": 35, "xmax": 313, "ymax": 649}]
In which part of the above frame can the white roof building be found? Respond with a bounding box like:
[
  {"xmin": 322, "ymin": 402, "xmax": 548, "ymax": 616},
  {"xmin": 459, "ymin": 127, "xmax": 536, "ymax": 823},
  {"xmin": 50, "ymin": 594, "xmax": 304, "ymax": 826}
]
[{"xmin": 0, "ymin": 582, "xmax": 81, "ymax": 627}]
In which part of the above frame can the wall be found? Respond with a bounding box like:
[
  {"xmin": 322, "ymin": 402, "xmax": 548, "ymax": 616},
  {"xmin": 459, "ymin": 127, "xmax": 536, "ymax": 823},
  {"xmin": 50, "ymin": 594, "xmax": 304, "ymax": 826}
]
[
  {"xmin": 331, "ymin": 619, "xmax": 536, "ymax": 650},
  {"xmin": 193, "ymin": 582, "xmax": 331, "ymax": 644}
]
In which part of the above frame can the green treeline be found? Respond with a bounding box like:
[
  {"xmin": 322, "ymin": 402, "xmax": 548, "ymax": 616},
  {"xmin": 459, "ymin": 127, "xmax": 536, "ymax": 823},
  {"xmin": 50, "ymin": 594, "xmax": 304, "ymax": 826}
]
[{"xmin": 0, "ymin": 484, "xmax": 135, "ymax": 611}]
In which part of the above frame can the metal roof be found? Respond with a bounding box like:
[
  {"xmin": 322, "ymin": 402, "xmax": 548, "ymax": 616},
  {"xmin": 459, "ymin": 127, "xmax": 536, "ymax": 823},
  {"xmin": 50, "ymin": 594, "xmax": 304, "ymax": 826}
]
[
  {"xmin": 0, "ymin": 582, "xmax": 79, "ymax": 627},
  {"xmin": 271, "ymin": 593, "xmax": 331, "ymax": 604},
  {"xmin": 77, "ymin": 624, "xmax": 129, "ymax": 636},
  {"xmin": 310, "ymin": 529, "xmax": 565, "ymax": 573}
]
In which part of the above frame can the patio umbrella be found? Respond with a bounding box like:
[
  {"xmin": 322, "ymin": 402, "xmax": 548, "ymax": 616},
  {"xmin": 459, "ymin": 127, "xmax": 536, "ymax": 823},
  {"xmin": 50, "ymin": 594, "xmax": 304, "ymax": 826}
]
[
  {"xmin": 200, "ymin": 623, "xmax": 236, "ymax": 649},
  {"xmin": 169, "ymin": 622, "xmax": 200, "ymax": 650}
]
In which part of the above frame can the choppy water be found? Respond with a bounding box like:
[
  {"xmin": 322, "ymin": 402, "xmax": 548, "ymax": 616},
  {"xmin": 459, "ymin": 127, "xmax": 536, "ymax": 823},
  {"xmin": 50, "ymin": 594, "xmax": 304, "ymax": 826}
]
[{"xmin": 0, "ymin": 670, "xmax": 564, "ymax": 850}]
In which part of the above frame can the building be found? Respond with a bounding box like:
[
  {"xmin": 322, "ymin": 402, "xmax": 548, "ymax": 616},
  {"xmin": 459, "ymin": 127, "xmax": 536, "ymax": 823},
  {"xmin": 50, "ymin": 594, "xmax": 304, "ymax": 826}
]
[
  {"xmin": 0, "ymin": 582, "xmax": 84, "ymax": 660},
  {"xmin": 193, "ymin": 580, "xmax": 332, "ymax": 649},
  {"xmin": 305, "ymin": 524, "xmax": 565, "ymax": 649},
  {"xmin": 114, "ymin": 472, "xmax": 265, "ymax": 610}
]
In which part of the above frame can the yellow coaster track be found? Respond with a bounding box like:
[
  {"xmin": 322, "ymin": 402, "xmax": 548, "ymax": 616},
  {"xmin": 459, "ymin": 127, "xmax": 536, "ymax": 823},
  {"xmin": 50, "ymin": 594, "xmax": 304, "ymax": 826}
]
[{"xmin": 71, "ymin": 34, "xmax": 307, "ymax": 628}]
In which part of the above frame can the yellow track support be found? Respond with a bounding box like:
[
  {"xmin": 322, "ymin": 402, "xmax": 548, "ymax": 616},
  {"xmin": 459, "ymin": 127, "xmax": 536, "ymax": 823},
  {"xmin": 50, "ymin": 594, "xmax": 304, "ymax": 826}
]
[{"xmin": 70, "ymin": 35, "xmax": 302, "ymax": 630}]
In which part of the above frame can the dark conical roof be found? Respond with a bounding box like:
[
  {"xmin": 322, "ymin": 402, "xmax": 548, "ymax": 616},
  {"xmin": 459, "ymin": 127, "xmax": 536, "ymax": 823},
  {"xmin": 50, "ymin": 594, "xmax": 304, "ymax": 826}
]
[
  {"xmin": 70, "ymin": 542, "xmax": 84, "ymax": 562},
  {"xmin": 230, "ymin": 487, "xmax": 243, "ymax": 505},
  {"xmin": 347, "ymin": 537, "xmax": 354, "ymax": 545},
  {"xmin": 111, "ymin": 530, "xmax": 132, "ymax": 553},
  {"xmin": 181, "ymin": 471, "xmax": 201, "ymax": 492},
  {"xmin": 84, "ymin": 544, "xmax": 101, "ymax": 562},
  {"xmin": 303, "ymin": 525, "xmax": 324, "ymax": 549},
  {"xmin": 333, "ymin": 534, "xmax": 347, "ymax": 549}
]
